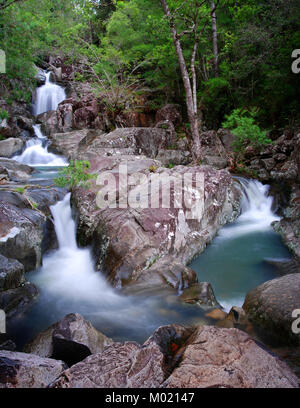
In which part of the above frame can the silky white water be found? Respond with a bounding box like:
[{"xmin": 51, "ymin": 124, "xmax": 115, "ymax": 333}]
[
  {"xmin": 190, "ymin": 178, "xmax": 291, "ymax": 311},
  {"xmin": 13, "ymin": 125, "xmax": 67, "ymax": 166},
  {"xmin": 34, "ymin": 72, "xmax": 66, "ymax": 115}
]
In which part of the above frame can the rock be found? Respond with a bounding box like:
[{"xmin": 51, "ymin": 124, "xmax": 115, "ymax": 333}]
[
  {"xmin": 0, "ymin": 158, "xmax": 33, "ymax": 182},
  {"xmin": 50, "ymin": 324, "xmax": 299, "ymax": 388},
  {"xmin": 273, "ymin": 187, "xmax": 300, "ymax": 260},
  {"xmin": 37, "ymin": 110, "xmax": 59, "ymax": 135},
  {"xmin": 34, "ymin": 66, "xmax": 46, "ymax": 86},
  {"xmin": 206, "ymin": 308, "xmax": 227, "ymax": 320},
  {"xmin": 0, "ymin": 335, "xmax": 16, "ymax": 351},
  {"xmin": 0, "ymin": 201, "xmax": 46, "ymax": 271},
  {"xmin": 243, "ymin": 273, "xmax": 300, "ymax": 345},
  {"xmin": 155, "ymin": 104, "xmax": 182, "ymax": 127},
  {"xmin": 0, "ymin": 282, "xmax": 38, "ymax": 318},
  {"xmin": 74, "ymin": 163, "xmax": 241, "ymax": 290},
  {"xmin": 25, "ymin": 313, "xmax": 113, "ymax": 367},
  {"xmin": 226, "ymin": 306, "xmax": 248, "ymax": 325},
  {"xmin": 48, "ymin": 129, "xmax": 89, "ymax": 158},
  {"xmin": 49, "ymin": 324, "xmax": 193, "ymax": 388},
  {"xmin": 217, "ymin": 128, "xmax": 235, "ymax": 152},
  {"xmin": 0, "ymin": 255, "xmax": 25, "ymax": 291},
  {"xmin": 263, "ymin": 258, "xmax": 300, "ymax": 276},
  {"xmin": 162, "ymin": 326, "xmax": 299, "ymax": 388},
  {"xmin": 0, "ymin": 187, "xmax": 66, "ymax": 271},
  {"xmin": 0, "ymin": 350, "xmax": 66, "ymax": 388},
  {"xmin": 0, "ymin": 138, "xmax": 24, "ymax": 158},
  {"xmin": 200, "ymin": 131, "xmax": 228, "ymax": 169},
  {"xmin": 179, "ymin": 283, "xmax": 221, "ymax": 309}
]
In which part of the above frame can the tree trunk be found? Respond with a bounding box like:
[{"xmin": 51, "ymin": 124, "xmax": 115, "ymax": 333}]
[
  {"xmin": 160, "ymin": 0, "xmax": 202, "ymax": 160},
  {"xmin": 211, "ymin": 1, "xmax": 219, "ymax": 77}
]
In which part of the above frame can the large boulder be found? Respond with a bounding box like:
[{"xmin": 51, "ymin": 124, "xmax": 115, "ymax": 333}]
[
  {"xmin": 49, "ymin": 324, "xmax": 299, "ymax": 388},
  {"xmin": 0, "ymin": 254, "xmax": 37, "ymax": 318},
  {"xmin": 0, "ymin": 282, "xmax": 38, "ymax": 318},
  {"xmin": 155, "ymin": 104, "xmax": 182, "ymax": 127},
  {"xmin": 0, "ymin": 158, "xmax": 33, "ymax": 182},
  {"xmin": 25, "ymin": 313, "xmax": 113, "ymax": 366},
  {"xmin": 0, "ymin": 255, "xmax": 25, "ymax": 291},
  {"xmin": 0, "ymin": 187, "xmax": 66, "ymax": 271},
  {"xmin": 73, "ymin": 162, "xmax": 241, "ymax": 290},
  {"xmin": 0, "ymin": 138, "xmax": 24, "ymax": 158},
  {"xmin": 0, "ymin": 350, "xmax": 66, "ymax": 388},
  {"xmin": 243, "ymin": 273, "xmax": 300, "ymax": 346},
  {"xmin": 273, "ymin": 186, "xmax": 300, "ymax": 261},
  {"xmin": 49, "ymin": 324, "xmax": 193, "ymax": 388},
  {"xmin": 162, "ymin": 326, "xmax": 299, "ymax": 388}
]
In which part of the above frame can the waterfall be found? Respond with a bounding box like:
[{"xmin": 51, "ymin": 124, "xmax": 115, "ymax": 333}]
[
  {"xmin": 34, "ymin": 71, "xmax": 66, "ymax": 116},
  {"xmin": 34, "ymin": 193, "xmax": 121, "ymax": 303},
  {"xmin": 13, "ymin": 125, "xmax": 67, "ymax": 167},
  {"xmin": 218, "ymin": 178, "xmax": 280, "ymax": 239}
]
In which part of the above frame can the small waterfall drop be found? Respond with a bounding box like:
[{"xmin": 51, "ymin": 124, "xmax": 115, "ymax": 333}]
[
  {"xmin": 34, "ymin": 72, "xmax": 66, "ymax": 116},
  {"xmin": 219, "ymin": 178, "xmax": 280, "ymax": 239},
  {"xmin": 34, "ymin": 193, "xmax": 120, "ymax": 303},
  {"xmin": 13, "ymin": 125, "xmax": 67, "ymax": 167},
  {"xmin": 190, "ymin": 177, "xmax": 290, "ymax": 312}
]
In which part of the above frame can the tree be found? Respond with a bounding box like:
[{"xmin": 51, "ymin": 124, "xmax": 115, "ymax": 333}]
[
  {"xmin": 160, "ymin": 0, "xmax": 218, "ymax": 160},
  {"xmin": 210, "ymin": 1, "xmax": 219, "ymax": 77}
]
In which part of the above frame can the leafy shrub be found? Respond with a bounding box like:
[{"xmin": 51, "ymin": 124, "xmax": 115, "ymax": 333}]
[
  {"xmin": 54, "ymin": 160, "xmax": 96, "ymax": 189},
  {"xmin": 0, "ymin": 109, "xmax": 9, "ymax": 122},
  {"xmin": 222, "ymin": 108, "xmax": 272, "ymax": 151}
]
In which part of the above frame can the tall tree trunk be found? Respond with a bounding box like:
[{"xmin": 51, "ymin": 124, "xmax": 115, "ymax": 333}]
[
  {"xmin": 211, "ymin": 1, "xmax": 219, "ymax": 77},
  {"xmin": 160, "ymin": 0, "xmax": 201, "ymax": 160}
]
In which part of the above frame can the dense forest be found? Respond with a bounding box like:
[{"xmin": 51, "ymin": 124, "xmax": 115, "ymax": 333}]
[{"xmin": 1, "ymin": 0, "xmax": 300, "ymax": 133}]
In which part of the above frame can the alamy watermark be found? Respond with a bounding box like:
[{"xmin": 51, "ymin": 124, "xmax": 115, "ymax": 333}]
[
  {"xmin": 291, "ymin": 49, "xmax": 300, "ymax": 74},
  {"xmin": 95, "ymin": 165, "xmax": 205, "ymax": 220},
  {"xmin": 0, "ymin": 49, "xmax": 6, "ymax": 74},
  {"xmin": 0, "ymin": 309, "xmax": 6, "ymax": 334},
  {"xmin": 292, "ymin": 309, "xmax": 300, "ymax": 334}
]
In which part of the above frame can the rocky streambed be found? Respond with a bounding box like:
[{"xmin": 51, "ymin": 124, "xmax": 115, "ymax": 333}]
[{"xmin": 0, "ymin": 70, "xmax": 300, "ymax": 388}]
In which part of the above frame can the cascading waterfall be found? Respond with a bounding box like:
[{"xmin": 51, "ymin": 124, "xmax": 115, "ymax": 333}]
[
  {"xmin": 218, "ymin": 178, "xmax": 280, "ymax": 238},
  {"xmin": 34, "ymin": 72, "xmax": 66, "ymax": 116},
  {"xmin": 35, "ymin": 193, "xmax": 121, "ymax": 302},
  {"xmin": 190, "ymin": 178, "xmax": 291, "ymax": 311},
  {"xmin": 13, "ymin": 125, "xmax": 67, "ymax": 166}
]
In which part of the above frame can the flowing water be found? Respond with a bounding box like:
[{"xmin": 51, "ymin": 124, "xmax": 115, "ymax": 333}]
[
  {"xmin": 34, "ymin": 72, "xmax": 66, "ymax": 116},
  {"xmin": 190, "ymin": 178, "xmax": 292, "ymax": 311},
  {"xmin": 6, "ymin": 68, "xmax": 293, "ymax": 350},
  {"xmin": 7, "ymin": 193, "xmax": 207, "ymax": 348},
  {"xmin": 13, "ymin": 125, "xmax": 67, "ymax": 167}
]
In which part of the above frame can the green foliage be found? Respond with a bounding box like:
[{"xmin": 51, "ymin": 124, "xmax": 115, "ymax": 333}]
[
  {"xmin": 0, "ymin": 109, "xmax": 9, "ymax": 121},
  {"xmin": 222, "ymin": 108, "xmax": 272, "ymax": 151},
  {"xmin": 14, "ymin": 187, "xmax": 25, "ymax": 194},
  {"xmin": 54, "ymin": 160, "xmax": 96, "ymax": 189}
]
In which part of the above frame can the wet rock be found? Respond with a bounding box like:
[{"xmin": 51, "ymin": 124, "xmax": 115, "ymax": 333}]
[
  {"xmin": 74, "ymin": 163, "xmax": 241, "ymax": 291},
  {"xmin": 0, "ymin": 282, "xmax": 38, "ymax": 318},
  {"xmin": 0, "ymin": 158, "xmax": 33, "ymax": 182},
  {"xmin": 0, "ymin": 187, "xmax": 66, "ymax": 272},
  {"xmin": 0, "ymin": 138, "xmax": 24, "ymax": 158},
  {"xmin": 243, "ymin": 273, "xmax": 300, "ymax": 346},
  {"xmin": 37, "ymin": 110, "xmax": 59, "ymax": 135},
  {"xmin": 25, "ymin": 313, "xmax": 113, "ymax": 367},
  {"xmin": 0, "ymin": 201, "xmax": 45, "ymax": 271},
  {"xmin": 179, "ymin": 283, "xmax": 221, "ymax": 309},
  {"xmin": 0, "ymin": 350, "xmax": 66, "ymax": 388},
  {"xmin": 0, "ymin": 255, "xmax": 25, "ymax": 291},
  {"xmin": 48, "ymin": 129, "xmax": 89, "ymax": 158},
  {"xmin": 50, "ymin": 324, "xmax": 299, "ymax": 388},
  {"xmin": 49, "ymin": 324, "xmax": 193, "ymax": 388},
  {"xmin": 273, "ymin": 187, "xmax": 300, "ymax": 260},
  {"xmin": 162, "ymin": 326, "xmax": 299, "ymax": 388},
  {"xmin": 0, "ymin": 335, "xmax": 16, "ymax": 351}
]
